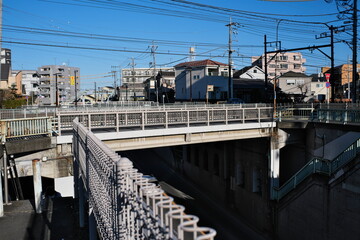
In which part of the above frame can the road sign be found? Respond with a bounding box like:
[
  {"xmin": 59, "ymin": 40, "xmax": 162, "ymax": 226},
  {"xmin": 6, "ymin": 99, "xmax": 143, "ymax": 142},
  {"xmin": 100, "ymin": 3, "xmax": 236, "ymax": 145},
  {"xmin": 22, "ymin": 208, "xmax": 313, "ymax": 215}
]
[
  {"xmin": 326, "ymin": 82, "xmax": 331, "ymax": 88},
  {"xmin": 325, "ymin": 73, "xmax": 330, "ymax": 81}
]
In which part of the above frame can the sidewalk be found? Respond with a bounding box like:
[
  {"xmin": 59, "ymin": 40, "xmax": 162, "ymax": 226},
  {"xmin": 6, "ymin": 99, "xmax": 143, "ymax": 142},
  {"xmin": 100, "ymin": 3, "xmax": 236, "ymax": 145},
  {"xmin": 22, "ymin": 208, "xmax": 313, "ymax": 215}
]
[{"xmin": 0, "ymin": 197, "xmax": 83, "ymax": 240}]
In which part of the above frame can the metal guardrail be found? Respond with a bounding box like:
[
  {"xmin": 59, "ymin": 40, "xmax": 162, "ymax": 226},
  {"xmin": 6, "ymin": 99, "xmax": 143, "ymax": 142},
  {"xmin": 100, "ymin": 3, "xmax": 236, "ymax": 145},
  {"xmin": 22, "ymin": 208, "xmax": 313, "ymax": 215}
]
[
  {"xmin": 272, "ymin": 137, "xmax": 360, "ymax": 201},
  {"xmin": 58, "ymin": 105, "xmax": 274, "ymax": 135},
  {"xmin": 0, "ymin": 117, "xmax": 52, "ymax": 139},
  {"xmin": 73, "ymin": 118, "xmax": 216, "ymax": 239}
]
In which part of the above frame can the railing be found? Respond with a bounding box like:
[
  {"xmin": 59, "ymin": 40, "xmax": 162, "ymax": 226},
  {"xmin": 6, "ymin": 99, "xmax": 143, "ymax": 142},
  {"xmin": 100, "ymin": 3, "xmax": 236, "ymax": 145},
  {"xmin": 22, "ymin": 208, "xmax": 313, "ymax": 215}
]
[
  {"xmin": 0, "ymin": 117, "xmax": 52, "ymax": 139},
  {"xmin": 272, "ymin": 137, "xmax": 360, "ymax": 201},
  {"xmin": 58, "ymin": 105, "xmax": 274, "ymax": 135},
  {"xmin": 73, "ymin": 118, "xmax": 216, "ymax": 239}
]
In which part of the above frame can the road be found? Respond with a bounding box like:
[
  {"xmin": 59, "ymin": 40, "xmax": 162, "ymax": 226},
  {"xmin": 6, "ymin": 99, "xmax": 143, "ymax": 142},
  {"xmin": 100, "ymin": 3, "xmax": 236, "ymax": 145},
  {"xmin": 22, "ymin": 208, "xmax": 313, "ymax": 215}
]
[{"xmin": 120, "ymin": 148, "xmax": 268, "ymax": 240}]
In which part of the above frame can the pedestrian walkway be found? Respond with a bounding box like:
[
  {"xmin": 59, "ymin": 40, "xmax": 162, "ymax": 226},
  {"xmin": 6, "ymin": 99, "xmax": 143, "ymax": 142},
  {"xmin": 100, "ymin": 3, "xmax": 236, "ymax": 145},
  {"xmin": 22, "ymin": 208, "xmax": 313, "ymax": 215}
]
[{"xmin": 0, "ymin": 197, "xmax": 83, "ymax": 240}]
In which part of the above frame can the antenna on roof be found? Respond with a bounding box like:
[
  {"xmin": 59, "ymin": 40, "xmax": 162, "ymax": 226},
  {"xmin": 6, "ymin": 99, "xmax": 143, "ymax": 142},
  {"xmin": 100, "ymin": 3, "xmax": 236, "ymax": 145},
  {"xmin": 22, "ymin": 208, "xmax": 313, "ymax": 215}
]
[{"xmin": 189, "ymin": 46, "xmax": 196, "ymax": 62}]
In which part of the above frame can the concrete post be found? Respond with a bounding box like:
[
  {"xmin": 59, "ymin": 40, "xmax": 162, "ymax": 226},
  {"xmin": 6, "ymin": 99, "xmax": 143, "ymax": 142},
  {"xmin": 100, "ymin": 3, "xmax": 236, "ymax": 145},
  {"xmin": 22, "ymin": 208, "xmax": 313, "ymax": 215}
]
[
  {"xmin": 270, "ymin": 133, "xmax": 280, "ymax": 199},
  {"xmin": 2, "ymin": 145, "xmax": 9, "ymax": 205},
  {"xmin": 32, "ymin": 159, "xmax": 42, "ymax": 214}
]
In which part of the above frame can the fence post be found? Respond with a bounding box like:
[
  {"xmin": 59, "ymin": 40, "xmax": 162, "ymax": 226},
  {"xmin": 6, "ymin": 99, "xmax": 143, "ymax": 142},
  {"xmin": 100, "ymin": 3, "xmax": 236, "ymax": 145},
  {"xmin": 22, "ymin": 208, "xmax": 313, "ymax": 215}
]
[{"xmin": 32, "ymin": 159, "xmax": 42, "ymax": 214}]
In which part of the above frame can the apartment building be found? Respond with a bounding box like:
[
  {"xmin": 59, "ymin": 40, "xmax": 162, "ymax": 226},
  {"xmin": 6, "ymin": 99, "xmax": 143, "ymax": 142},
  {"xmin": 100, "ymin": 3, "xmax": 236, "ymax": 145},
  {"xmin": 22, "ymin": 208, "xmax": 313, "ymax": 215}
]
[
  {"xmin": 121, "ymin": 67, "xmax": 174, "ymax": 100},
  {"xmin": 37, "ymin": 65, "xmax": 80, "ymax": 106},
  {"xmin": 252, "ymin": 52, "xmax": 306, "ymax": 78}
]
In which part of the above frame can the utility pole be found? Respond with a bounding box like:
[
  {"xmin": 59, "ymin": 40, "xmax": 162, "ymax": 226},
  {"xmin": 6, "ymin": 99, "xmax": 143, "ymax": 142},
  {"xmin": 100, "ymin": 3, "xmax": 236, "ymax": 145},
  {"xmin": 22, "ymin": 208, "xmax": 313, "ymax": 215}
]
[
  {"xmin": 94, "ymin": 82, "xmax": 97, "ymax": 103},
  {"xmin": 352, "ymin": 0, "xmax": 358, "ymax": 103},
  {"xmin": 150, "ymin": 43, "xmax": 158, "ymax": 102},
  {"xmin": 55, "ymin": 73, "xmax": 59, "ymax": 107},
  {"xmin": 264, "ymin": 35, "xmax": 268, "ymax": 101},
  {"xmin": 226, "ymin": 18, "xmax": 238, "ymax": 100},
  {"xmin": 74, "ymin": 70, "xmax": 78, "ymax": 108},
  {"xmin": 130, "ymin": 57, "xmax": 136, "ymax": 101},
  {"xmin": 330, "ymin": 25, "xmax": 335, "ymax": 102}
]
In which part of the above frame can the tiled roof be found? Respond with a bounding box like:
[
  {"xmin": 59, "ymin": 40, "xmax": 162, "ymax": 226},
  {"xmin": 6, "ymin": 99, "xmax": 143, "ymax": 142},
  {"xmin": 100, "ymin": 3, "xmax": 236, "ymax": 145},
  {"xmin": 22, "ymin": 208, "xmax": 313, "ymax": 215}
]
[
  {"xmin": 174, "ymin": 59, "xmax": 227, "ymax": 68},
  {"xmin": 279, "ymin": 71, "xmax": 309, "ymax": 78}
]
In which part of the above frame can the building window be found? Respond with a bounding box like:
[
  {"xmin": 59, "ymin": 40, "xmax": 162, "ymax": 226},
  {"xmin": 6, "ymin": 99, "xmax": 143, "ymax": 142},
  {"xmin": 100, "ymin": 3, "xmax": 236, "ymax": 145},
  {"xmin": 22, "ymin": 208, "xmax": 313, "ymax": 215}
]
[
  {"xmin": 316, "ymin": 84, "xmax": 323, "ymax": 88},
  {"xmin": 279, "ymin": 56, "xmax": 288, "ymax": 61},
  {"xmin": 293, "ymin": 55, "xmax": 301, "ymax": 60},
  {"xmin": 286, "ymin": 79, "xmax": 296, "ymax": 85},
  {"xmin": 294, "ymin": 64, "xmax": 301, "ymax": 69},
  {"xmin": 269, "ymin": 64, "xmax": 276, "ymax": 68},
  {"xmin": 253, "ymin": 69, "xmax": 257, "ymax": 73},
  {"xmin": 221, "ymin": 71, "xmax": 228, "ymax": 77},
  {"xmin": 280, "ymin": 64, "xmax": 288, "ymax": 69},
  {"xmin": 296, "ymin": 79, "xmax": 305, "ymax": 85}
]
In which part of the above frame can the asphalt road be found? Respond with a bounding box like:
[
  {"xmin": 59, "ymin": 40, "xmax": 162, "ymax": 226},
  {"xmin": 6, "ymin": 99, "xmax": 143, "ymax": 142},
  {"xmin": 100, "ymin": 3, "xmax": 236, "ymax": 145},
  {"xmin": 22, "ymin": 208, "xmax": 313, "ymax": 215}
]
[{"xmin": 120, "ymin": 148, "xmax": 268, "ymax": 240}]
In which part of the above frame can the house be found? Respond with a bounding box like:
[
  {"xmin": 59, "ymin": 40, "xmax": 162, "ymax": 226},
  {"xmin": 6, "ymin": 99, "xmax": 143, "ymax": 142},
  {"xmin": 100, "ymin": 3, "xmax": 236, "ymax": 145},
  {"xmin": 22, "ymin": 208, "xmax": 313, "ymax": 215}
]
[
  {"xmin": 174, "ymin": 59, "xmax": 231, "ymax": 101},
  {"xmin": 309, "ymin": 73, "xmax": 328, "ymax": 102},
  {"xmin": 233, "ymin": 66, "xmax": 265, "ymax": 80},
  {"xmin": 277, "ymin": 71, "xmax": 312, "ymax": 102}
]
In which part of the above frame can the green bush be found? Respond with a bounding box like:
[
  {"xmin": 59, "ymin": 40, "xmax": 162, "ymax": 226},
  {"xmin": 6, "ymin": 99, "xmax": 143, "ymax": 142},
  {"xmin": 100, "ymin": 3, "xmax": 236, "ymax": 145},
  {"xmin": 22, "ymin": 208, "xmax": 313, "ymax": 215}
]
[{"xmin": 2, "ymin": 98, "xmax": 27, "ymax": 109}]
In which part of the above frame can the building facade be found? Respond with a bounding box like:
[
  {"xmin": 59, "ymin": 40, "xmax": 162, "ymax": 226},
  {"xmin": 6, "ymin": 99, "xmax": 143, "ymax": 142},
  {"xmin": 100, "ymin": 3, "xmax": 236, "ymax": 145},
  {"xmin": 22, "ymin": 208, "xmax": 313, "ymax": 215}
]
[
  {"xmin": 277, "ymin": 71, "xmax": 312, "ymax": 102},
  {"xmin": 0, "ymin": 48, "xmax": 12, "ymax": 89},
  {"xmin": 252, "ymin": 52, "xmax": 306, "ymax": 78},
  {"xmin": 37, "ymin": 65, "xmax": 80, "ymax": 106},
  {"xmin": 121, "ymin": 67, "xmax": 174, "ymax": 100},
  {"xmin": 174, "ymin": 59, "xmax": 230, "ymax": 101}
]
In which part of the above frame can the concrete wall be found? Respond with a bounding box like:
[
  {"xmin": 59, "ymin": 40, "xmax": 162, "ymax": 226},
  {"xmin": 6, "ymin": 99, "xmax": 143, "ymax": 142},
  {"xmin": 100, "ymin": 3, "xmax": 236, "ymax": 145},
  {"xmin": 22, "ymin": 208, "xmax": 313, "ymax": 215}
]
[
  {"xmin": 277, "ymin": 158, "xmax": 360, "ymax": 240},
  {"xmin": 182, "ymin": 138, "xmax": 273, "ymax": 236}
]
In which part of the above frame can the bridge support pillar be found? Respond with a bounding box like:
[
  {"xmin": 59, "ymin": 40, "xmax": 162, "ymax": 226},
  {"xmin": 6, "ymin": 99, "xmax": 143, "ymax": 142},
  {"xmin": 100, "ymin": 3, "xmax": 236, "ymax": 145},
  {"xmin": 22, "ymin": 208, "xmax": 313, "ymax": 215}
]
[
  {"xmin": 89, "ymin": 207, "xmax": 98, "ymax": 240},
  {"xmin": 270, "ymin": 132, "xmax": 280, "ymax": 199},
  {"xmin": 32, "ymin": 159, "xmax": 42, "ymax": 214}
]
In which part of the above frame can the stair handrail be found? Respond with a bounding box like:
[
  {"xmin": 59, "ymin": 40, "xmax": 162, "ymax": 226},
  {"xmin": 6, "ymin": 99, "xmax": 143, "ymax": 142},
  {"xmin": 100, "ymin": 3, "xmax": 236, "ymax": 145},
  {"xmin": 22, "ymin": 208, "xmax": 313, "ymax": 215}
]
[{"xmin": 272, "ymin": 137, "xmax": 360, "ymax": 200}]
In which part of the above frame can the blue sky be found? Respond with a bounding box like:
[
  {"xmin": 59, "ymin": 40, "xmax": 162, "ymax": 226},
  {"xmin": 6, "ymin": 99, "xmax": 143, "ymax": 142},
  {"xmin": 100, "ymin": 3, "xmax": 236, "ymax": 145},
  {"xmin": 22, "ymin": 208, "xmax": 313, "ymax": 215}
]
[{"xmin": 4, "ymin": 0, "xmax": 353, "ymax": 90}]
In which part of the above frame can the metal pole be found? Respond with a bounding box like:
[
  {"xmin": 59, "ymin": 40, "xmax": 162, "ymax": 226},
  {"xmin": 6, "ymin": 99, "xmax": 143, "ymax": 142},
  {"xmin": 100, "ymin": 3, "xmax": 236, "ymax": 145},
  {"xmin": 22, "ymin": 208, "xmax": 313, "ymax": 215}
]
[
  {"xmin": 227, "ymin": 18, "xmax": 233, "ymax": 100},
  {"xmin": 264, "ymin": 35, "xmax": 268, "ymax": 102},
  {"xmin": 330, "ymin": 26, "xmax": 335, "ymax": 103},
  {"xmin": 55, "ymin": 73, "xmax": 59, "ymax": 107},
  {"xmin": 32, "ymin": 159, "xmax": 42, "ymax": 214},
  {"xmin": 2, "ymin": 143, "xmax": 8, "ymax": 205},
  {"xmin": 75, "ymin": 70, "xmax": 78, "ymax": 108},
  {"xmin": 352, "ymin": 0, "xmax": 358, "ymax": 103}
]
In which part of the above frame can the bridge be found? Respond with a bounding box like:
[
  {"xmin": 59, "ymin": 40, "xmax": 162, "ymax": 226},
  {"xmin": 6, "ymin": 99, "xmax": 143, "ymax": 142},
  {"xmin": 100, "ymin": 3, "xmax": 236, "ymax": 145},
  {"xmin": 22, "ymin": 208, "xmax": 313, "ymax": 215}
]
[{"xmin": 1, "ymin": 102, "xmax": 360, "ymax": 239}]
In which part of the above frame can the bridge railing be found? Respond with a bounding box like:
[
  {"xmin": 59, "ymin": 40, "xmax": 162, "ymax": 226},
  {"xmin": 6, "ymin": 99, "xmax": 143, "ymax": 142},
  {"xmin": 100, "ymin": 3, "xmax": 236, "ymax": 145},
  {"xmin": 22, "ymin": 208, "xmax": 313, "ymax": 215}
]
[
  {"xmin": 59, "ymin": 105, "xmax": 274, "ymax": 135},
  {"xmin": 0, "ymin": 117, "xmax": 52, "ymax": 139},
  {"xmin": 73, "ymin": 118, "xmax": 216, "ymax": 239},
  {"xmin": 272, "ymin": 137, "xmax": 360, "ymax": 201}
]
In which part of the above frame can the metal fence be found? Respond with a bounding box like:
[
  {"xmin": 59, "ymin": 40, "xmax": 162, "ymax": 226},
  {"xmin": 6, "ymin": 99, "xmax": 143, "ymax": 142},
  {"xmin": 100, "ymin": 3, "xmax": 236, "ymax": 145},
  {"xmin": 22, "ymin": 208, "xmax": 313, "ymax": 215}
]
[
  {"xmin": 272, "ymin": 137, "xmax": 360, "ymax": 201},
  {"xmin": 73, "ymin": 118, "xmax": 216, "ymax": 239},
  {"xmin": 59, "ymin": 105, "xmax": 274, "ymax": 135},
  {"xmin": 0, "ymin": 117, "xmax": 52, "ymax": 139}
]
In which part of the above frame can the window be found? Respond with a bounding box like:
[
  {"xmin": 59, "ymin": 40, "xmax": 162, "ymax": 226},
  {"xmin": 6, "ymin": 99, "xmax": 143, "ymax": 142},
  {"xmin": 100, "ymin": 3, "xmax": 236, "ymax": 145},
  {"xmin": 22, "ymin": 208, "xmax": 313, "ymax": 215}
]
[
  {"xmin": 269, "ymin": 64, "xmax": 276, "ymax": 68},
  {"xmin": 279, "ymin": 56, "xmax": 288, "ymax": 61},
  {"xmin": 221, "ymin": 71, "xmax": 228, "ymax": 77},
  {"xmin": 253, "ymin": 69, "xmax": 257, "ymax": 73},
  {"xmin": 280, "ymin": 64, "xmax": 288, "ymax": 69},
  {"xmin": 294, "ymin": 64, "xmax": 301, "ymax": 69},
  {"xmin": 316, "ymin": 84, "xmax": 323, "ymax": 88},
  {"xmin": 296, "ymin": 79, "xmax": 305, "ymax": 85},
  {"xmin": 286, "ymin": 79, "xmax": 296, "ymax": 85},
  {"xmin": 293, "ymin": 55, "xmax": 301, "ymax": 60}
]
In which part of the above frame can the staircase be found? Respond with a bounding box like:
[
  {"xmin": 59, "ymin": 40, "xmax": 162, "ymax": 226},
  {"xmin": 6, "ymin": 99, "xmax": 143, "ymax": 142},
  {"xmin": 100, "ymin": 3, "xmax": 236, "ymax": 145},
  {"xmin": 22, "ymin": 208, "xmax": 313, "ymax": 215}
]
[{"xmin": 272, "ymin": 137, "xmax": 360, "ymax": 200}]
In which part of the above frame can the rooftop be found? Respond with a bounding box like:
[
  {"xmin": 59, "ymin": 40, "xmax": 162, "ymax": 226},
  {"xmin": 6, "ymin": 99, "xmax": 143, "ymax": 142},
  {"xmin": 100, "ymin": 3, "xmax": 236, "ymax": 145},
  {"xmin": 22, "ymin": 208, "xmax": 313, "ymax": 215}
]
[{"xmin": 174, "ymin": 59, "xmax": 227, "ymax": 68}]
